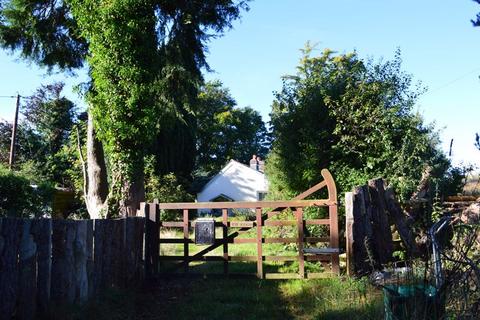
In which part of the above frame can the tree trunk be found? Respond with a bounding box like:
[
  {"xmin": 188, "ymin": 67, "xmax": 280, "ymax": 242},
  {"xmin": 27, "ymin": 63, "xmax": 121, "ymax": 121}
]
[
  {"xmin": 86, "ymin": 111, "xmax": 108, "ymax": 219},
  {"xmin": 108, "ymin": 156, "xmax": 145, "ymax": 218}
]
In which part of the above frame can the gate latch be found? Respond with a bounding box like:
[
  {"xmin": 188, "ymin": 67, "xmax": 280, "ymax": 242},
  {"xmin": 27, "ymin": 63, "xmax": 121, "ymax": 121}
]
[{"xmin": 195, "ymin": 218, "xmax": 215, "ymax": 245}]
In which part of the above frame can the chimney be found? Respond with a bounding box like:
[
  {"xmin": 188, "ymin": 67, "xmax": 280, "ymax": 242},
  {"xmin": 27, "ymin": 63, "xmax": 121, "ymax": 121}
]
[
  {"xmin": 257, "ymin": 157, "xmax": 265, "ymax": 173},
  {"xmin": 249, "ymin": 154, "xmax": 258, "ymax": 170}
]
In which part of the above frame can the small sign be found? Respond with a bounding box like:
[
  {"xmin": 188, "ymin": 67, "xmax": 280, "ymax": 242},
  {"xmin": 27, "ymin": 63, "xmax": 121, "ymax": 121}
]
[
  {"xmin": 195, "ymin": 218, "xmax": 215, "ymax": 245},
  {"xmin": 229, "ymin": 221, "xmax": 255, "ymax": 228}
]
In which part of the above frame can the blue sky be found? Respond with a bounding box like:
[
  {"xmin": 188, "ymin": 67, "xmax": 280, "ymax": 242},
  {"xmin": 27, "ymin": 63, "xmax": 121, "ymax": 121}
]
[{"xmin": 1, "ymin": 0, "xmax": 480, "ymax": 166}]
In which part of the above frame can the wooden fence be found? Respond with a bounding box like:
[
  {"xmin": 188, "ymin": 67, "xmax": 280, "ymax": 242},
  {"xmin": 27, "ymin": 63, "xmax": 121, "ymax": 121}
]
[
  {"xmin": 140, "ymin": 169, "xmax": 340, "ymax": 279},
  {"xmin": 345, "ymin": 179, "xmax": 417, "ymax": 275},
  {"xmin": 0, "ymin": 217, "xmax": 144, "ymax": 320}
]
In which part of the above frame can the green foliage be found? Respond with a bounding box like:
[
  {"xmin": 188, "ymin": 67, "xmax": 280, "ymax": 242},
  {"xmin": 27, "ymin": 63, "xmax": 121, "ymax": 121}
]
[
  {"xmin": 0, "ymin": 0, "xmax": 88, "ymax": 70},
  {"xmin": 144, "ymin": 155, "xmax": 193, "ymax": 221},
  {"xmin": 0, "ymin": 164, "xmax": 54, "ymax": 217},
  {"xmin": 0, "ymin": 82, "xmax": 80, "ymax": 189},
  {"xmin": 0, "ymin": 121, "xmax": 44, "ymax": 166},
  {"xmin": 267, "ymin": 46, "xmax": 450, "ymax": 201},
  {"xmin": 22, "ymin": 82, "xmax": 76, "ymax": 155},
  {"xmin": 196, "ymin": 80, "xmax": 270, "ymax": 174},
  {"xmin": 1, "ymin": 0, "xmax": 249, "ymax": 213}
]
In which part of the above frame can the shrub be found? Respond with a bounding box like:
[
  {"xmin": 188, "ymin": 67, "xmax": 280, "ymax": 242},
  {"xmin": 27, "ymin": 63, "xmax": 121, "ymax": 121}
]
[{"xmin": 0, "ymin": 165, "xmax": 54, "ymax": 217}]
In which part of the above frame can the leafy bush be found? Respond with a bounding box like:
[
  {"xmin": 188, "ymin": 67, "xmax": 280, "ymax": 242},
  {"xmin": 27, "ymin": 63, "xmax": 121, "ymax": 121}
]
[
  {"xmin": 0, "ymin": 165, "xmax": 54, "ymax": 217},
  {"xmin": 145, "ymin": 157, "xmax": 194, "ymax": 221},
  {"xmin": 267, "ymin": 46, "xmax": 451, "ymax": 202}
]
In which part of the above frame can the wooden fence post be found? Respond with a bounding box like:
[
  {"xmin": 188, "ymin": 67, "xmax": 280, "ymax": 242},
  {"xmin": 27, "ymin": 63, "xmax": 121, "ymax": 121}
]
[
  {"xmin": 18, "ymin": 219, "xmax": 37, "ymax": 320},
  {"xmin": 368, "ymin": 179, "xmax": 393, "ymax": 264},
  {"xmin": 0, "ymin": 218, "xmax": 22, "ymax": 320},
  {"xmin": 296, "ymin": 208, "xmax": 305, "ymax": 278},
  {"xmin": 86, "ymin": 220, "xmax": 94, "ymax": 299},
  {"xmin": 74, "ymin": 220, "xmax": 88, "ymax": 303},
  {"xmin": 345, "ymin": 192, "xmax": 354, "ymax": 276},
  {"xmin": 256, "ymin": 208, "xmax": 263, "ymax": 279},
  {"xmin": 93, "ymin": 219, "xmax": 105, "ymax": 293},
  {"xmin": 329, "ymin": 205, "xmax": 340, "ymax": 275},
  {"xmin": 32, "ymin": 219, "xmax": 52, "ymax": 316},
  {"xmin": 183, "ymin": 209, "xmax": 189, "ymax": 273},
  {"xmin": 222, "ymin": 208, "xmax": 228, "ymax": 275}
]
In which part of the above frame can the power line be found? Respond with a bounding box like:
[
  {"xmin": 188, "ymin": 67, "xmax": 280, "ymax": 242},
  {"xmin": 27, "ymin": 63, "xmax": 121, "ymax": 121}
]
[{"xmin": 426, "ymin": 66, "xmax": 480, "ymax": 95}]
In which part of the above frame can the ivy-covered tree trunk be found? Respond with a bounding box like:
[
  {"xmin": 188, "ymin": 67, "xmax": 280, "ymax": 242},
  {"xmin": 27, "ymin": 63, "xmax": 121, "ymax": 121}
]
[
  {"xmin": 69, "ymin": 0, "xmax": 158, "ymax": 217},
  {"xmin": 108, "ymin": 150, "xmax": 145, "ymax": 217}
]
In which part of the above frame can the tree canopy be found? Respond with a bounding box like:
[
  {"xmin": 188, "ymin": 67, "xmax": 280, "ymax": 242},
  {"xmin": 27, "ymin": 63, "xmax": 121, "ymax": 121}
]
[
  {"xmin": 195, "ymin": 80, "xmax": 269, "ymax": 174},
  {"xmin": 473, "ymin": 0, "xmax": 480, "ymax": 27},
  {"xmin": 0, "ymin": 0, "xmax": 250, "ymax": 216},
  {"xmin": 267, "ymin": 46, "xmax": 450, "ymax": 200}
]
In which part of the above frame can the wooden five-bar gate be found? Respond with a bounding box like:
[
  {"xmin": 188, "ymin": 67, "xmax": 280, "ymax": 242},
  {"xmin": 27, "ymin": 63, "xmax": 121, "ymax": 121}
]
[{"xmin": 139, "ymin": 169, "xmax": 340, "ymax": 279}]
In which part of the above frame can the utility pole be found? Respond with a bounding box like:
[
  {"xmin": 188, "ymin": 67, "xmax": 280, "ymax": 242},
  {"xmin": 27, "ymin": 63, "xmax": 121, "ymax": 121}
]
[{"xmin": 9, "ymin": 94, "xmax": 20, "ymax": 170}]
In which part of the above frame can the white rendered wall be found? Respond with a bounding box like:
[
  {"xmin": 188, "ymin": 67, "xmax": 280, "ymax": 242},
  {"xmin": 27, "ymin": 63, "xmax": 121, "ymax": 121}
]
[{"xmin": 197, "ymin": 160, "xmax": 268, "ymax": 203}]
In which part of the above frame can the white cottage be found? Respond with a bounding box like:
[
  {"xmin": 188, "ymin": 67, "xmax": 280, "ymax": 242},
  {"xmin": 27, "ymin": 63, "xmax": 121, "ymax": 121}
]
[{"xmin": 197, "ymin": 158, "xmax": 268, "ymax": 204}]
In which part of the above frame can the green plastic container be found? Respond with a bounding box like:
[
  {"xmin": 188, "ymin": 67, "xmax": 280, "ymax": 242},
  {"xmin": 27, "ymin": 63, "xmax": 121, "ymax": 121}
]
[{"xmin": 383, "ymin": 284, "xmax": 444, "ymax": 320}]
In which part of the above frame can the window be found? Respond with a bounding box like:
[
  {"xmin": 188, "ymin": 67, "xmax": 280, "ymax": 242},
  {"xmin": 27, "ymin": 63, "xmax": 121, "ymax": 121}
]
[{"xmin": 257, "ymin": 192, "xmax": 267, "ymax": 201}]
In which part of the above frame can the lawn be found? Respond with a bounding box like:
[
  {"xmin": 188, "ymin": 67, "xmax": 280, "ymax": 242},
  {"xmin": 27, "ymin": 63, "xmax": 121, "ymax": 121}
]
[{"xmin": 49, "ymin": 276, "xmax": 384, "ymax": 320}]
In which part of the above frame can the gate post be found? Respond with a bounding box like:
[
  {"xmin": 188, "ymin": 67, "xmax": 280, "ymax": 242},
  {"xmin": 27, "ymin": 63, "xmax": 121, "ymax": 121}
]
[
  {"xmin": 296, "ymin": 207, "xmax": 305, "ymax": 278},
  {"xmin": 329, "ymin": 204, "xmax": 340, "ymax": 274},
  {"xmin": 256, "ymin": 208, "xmax": 263, "ymax": 279},
  {"xmin": 183, "ymin": 209, "xmax": 189, "ymax": 273},
  {"xmin": 222, "ymin": 209, "xmax": 229, "ymax": 275}
]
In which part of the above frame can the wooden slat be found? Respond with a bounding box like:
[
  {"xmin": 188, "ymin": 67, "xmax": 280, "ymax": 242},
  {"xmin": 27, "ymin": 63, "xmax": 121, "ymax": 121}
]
[
  {"xmin": 306, "ymin": 272, "xmax": 336, "ymax": 279},
  {"xmin": 159, "ymin": 238, "xmax": 194, "ymax": 244},
  {"xmin": 0, "ymin": 218, "xmax": 22, "ymax": 319},
  {"xmin": 101, "ymin": 219, "xmax": 113, "ymax": 290},
  {"xmin": 264, "ymin": 237, "xmax": 297, "ymax": 244},
  {"xmin": 125, "ymin": 218, "xmax": 135, "ymax": 286},
  {"xmin": 305, "ymin": 255, "xmax": 331, "ymax": 262},
  {"xmin": 256, "ymin": 208, "xmax": 263, "ymax": 279},
  {"xmin": 229, "ymin": 255, "xmax": 257, "ymax": 262},
  {"xmin": 265, "ymin": 273, "xmax": 302, "ymax": 280},
  {"xmin": 304, "ymin": 248, "xmax": 339, "ymax": 254},
  {"xmin": 264, "ymin": 256, "xmax": 297, "ymax": 262},
  {"xmin": 159, "ymin": 256, "xmax": 222, "ymax": 262},
  {"xmin": 297, "ymin": 208, "xmax": 305, "ymax": 278},
  {"xmin": 183, "ymin": 209, "xmax": 189, "ymax": 273},
  {"xmin": 111, "ymin": 219, "xmax": 125, "ymax": 288},
  {"xmin": 86, "ymin": 220, "xmax": 94, "ymax": 299},
  {"xmin": 51, "ymin": 219, "xmax": 74, "ymax": 304},
  {"xmin": 305, "ymin": 219, "xmax": 330, "ymax": 225},
  {"xmin": 295, "ymin": 180, "xmax": 328, "ymax": 200},
  {"xmin": 93, "ymin": 219, "xmax": 105, "ymax": 294},
  {"xmin": 32, "ymin": 219, "xmax": 52, "ymax": 316},
  {"xmin": 65, "ymin": 221, "xmax": 77, "ymax": 303},
  {"xmin": 74, "ymin": 220, "xmax": 88, "ymax": 303},
  {"xmin": 134, "ymin": 218, "xmax": 145, "ymax": 281},
  {"xmin": 158, "ymin": 199, "xmax": 334, "ymax": 210},
  {"xmin": 232, "ymin": 238, "xmax": 256, "ymax": 244},
  {"xmin": 18, "ymin": 219, "xmax": 37, "ymax": 320},
  {"xmin": 222, "ymin": 209, "xmax": 228, "ymax": 275},
  {"xmin": 150, "ymin": 204, "xmax": 160, "ymax": 276},
  {"xmin": 264, "ymin": 220, "xmax": 296, "ymax": 226},
  {"xmin": 160, "ymin": 221, "xmax": 184, "ymax": 228},
  {"xmin": 305, "ymin": 237, "xmax": 329, "ymax": 243},
  {"xmin": 345, "ymin": 192, "xmax": 354, "ymax": 277}
]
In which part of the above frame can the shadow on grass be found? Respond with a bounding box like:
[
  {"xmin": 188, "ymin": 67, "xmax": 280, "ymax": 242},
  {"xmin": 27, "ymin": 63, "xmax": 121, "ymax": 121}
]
[{"xmin": 47, "ymin": 262, "xmax": 383, "ymax": 320}]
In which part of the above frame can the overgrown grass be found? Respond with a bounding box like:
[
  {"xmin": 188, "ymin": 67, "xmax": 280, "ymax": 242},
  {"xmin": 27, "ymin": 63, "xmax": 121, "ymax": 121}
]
[{"xmin": 50, "ymin": 277, "xmax": 383, "ymax": 320}]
